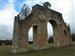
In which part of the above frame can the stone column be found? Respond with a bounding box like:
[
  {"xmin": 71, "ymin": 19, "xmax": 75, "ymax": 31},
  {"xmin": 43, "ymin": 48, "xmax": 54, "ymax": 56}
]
[
  {"xmin": 33, "ymin": 22, "xmax": 48, "ymax": 50},
  {"xmin": 12, "ymin": 16, "xmax": 19, "ymax": 53},
  {"xmin": 12, "ymin": 16, "xmax": 29, "ymax": 54}
]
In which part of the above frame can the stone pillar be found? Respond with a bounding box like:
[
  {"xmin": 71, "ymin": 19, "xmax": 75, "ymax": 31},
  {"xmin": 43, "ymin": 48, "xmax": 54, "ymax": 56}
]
[
  {"xmin": 53, "ymin": 26, "xmax": 65, "ymax": 47},
  {"xmin": 33, "ymin": 22, "xmax": 48, "ymax": 50},
  {"xmin": 12, "ymin": 16, "xmax": 19, "ymax": 53},
  {"xmin": 12, "ymin": 15, "xmax": 29, "ymax": 54}
]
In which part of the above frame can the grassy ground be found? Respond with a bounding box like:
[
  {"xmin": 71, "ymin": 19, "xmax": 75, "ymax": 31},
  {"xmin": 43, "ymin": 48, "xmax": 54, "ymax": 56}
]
[{"xmin": 0, "ymin": 42, "xmax": 75, "ymax": 56}]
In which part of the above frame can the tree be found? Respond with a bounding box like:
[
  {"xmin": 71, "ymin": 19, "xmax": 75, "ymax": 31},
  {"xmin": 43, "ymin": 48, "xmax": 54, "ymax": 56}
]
[{"xmin": 20, "ymin": 4, "xmax": 30, "ymax": 20}]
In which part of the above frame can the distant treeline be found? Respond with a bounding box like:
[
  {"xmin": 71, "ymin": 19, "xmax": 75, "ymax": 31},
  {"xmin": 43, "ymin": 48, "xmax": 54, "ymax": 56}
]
[
  {"xmin": 0, "ymin": 34, "xmax": 75, "ymax": 46},
  {"xmin": 71, "ymin": 34, "xmax": 75, "ymax": 41},
  {"xmin": 0, "ymin": 40, "xmax": 12, "ymax": 46}
]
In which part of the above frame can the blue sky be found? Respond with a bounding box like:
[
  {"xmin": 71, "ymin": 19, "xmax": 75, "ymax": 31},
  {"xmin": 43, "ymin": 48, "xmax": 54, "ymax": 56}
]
[
  {"xmin": 14, "ymin": 0, "xmax": 26, "ymax": 12},
  {"xmin": 0, "ymin": 0, "xmax": 25, "ymax": 12},
  {"xmin": 0, "ymin": 0, "xmax": 8, "ymax": 9},
  {"xmin": 0, "ymin": 0, "xmax": 75, "ymax": 40}
]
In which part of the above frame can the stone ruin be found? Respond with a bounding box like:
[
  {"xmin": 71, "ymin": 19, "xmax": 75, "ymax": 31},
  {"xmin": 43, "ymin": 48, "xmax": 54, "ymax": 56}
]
[{"xmin": 12, "ymin": 2, "xmax": 71, "ymax": 53}]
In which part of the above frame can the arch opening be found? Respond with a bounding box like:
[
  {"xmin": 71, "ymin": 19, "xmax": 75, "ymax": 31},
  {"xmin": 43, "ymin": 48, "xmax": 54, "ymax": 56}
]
[
  {"xmin": 49, "ymin": 20, "xmax": 57, "ymax": 28},
  {"xmin": 47, "ymin": 20, "xmax": 57, "ymax": 45},
  {"xmin": 47, "ymin": 22, "xmax": 53, "ymax": 44},
  {"xmin": 64, "ymin": 30, "xmax": 67, "ymax": 36},
  {"xmin": 28, "ymin": 27, "xmax": 33, "ymax": 44},
  {"xmin": 28, "ymin": 25, "xmax": 38, "ymax": 44}
]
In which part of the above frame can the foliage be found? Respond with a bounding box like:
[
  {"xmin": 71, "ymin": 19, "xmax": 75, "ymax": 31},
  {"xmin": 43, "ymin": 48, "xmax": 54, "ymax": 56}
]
[
  {"xmin": 48, "ymin": 36, "xmax": 53, "ymax": 43},
  {"xmin": 71, "ymin": 34, "xmax": 75, "ymax": 41},
  {"xmin": 0, "ymin": 40, "xmax": 12, "ymax": 46}
]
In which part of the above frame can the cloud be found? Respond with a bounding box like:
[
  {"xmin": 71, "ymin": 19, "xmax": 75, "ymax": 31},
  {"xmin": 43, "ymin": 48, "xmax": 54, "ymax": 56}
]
[
  {"xmin": 26, "ymin": 0, "xmax": 75, "ymax": 40},
  {"xmin": 22, "ymin": 0, "xmax": 73, "ymax": 24},
  {"xmin": 0, "ymin": 25, "xmax": 12, "ymax": 40},
  {"xmin": 0, "ymin": 0, "xmax": 18, "ymax": 40},
  {"xmin": 0, "ymin": 0, "xmax": 75, "ymax": 40},
  {"xmin": 70, "ymin": 0, "xmax": 75, "ymax": 33},
  {"xmin": 0, "ymin": 0, "xmax": 18, "ymax": 25}
]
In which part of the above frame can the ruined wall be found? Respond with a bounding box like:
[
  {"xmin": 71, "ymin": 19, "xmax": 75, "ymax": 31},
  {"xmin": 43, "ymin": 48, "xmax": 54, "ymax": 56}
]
[{"xmin": 12, "ymin": 4, "xmax": 71, "ymax": 53}]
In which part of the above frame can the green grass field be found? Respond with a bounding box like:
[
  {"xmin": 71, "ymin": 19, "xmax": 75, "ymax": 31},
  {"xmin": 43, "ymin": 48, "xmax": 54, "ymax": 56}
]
[{"xmin": 0, "ymin": 42, "xmax": 75, "ymax": 56}]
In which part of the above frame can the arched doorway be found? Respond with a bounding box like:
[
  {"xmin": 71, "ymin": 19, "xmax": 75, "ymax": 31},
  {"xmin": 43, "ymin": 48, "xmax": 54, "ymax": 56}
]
[
  {"xmin": 47, "ymin": 22, "xmax": 53, "ymax": 44},
  {"xmin": 28, "ymin": 27, "xmax": 33, "ymax": 44},
  {"xmin": 28, "ymin": 25, "xmax": 38, "ymax": 45},
  {"xmin": 47, "ymin": 20, "xmax": 58, "ymax": 47}
]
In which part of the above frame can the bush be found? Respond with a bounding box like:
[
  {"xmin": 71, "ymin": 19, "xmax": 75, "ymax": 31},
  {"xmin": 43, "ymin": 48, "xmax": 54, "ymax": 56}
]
[
  {"xmin": 71, "ymin": 34, "xmax": 75, "ymax": 41},
  {"xmin": 4, "ymin": 40, "xmax": 12, "ymax": 45},
  {"xmin": 48, "ymin": 36, "xmax": 53, "ymax": 43},
  {"xmin": 0, "ymin": 40, "xmax": 3, "ymax": 46}
]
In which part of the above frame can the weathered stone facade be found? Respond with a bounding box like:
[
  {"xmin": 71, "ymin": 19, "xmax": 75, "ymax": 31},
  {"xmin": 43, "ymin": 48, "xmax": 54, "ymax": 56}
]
[{"xmin": 12, "ymin": 4, "xmax": 71, "ymax": 53}]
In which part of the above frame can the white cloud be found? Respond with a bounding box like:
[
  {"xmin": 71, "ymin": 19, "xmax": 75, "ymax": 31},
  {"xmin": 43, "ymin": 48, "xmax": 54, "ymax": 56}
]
[
  {"xmin": 71, "ymin": 0, "xmax": 75, "ymax": 33},
  {"xmin": 0, "ymin": 0, "xmax": 75, "ymax": 40},
  {"xmin": 0, "ymin": 0, "xmax": 18, "ymax": 40},
  {"xmin": 22, "ymin": 0, "xmax": 73, "ymax": 24},
  {"xmin": 44, "ymin": 0, "xmax": 73, "ymax": 24},
  {"xmin": 0, "ymin": 0, "xmax": 18, "ymax": 25}
]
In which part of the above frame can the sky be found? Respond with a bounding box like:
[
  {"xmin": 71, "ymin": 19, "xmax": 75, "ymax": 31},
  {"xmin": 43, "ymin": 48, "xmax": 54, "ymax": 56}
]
[{"xmin": 0, "ymin": 0, "xmax": 75, "ymax": 40}]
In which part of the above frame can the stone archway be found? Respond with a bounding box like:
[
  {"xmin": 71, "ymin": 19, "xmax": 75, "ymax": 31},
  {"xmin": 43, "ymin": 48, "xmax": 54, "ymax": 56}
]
[{"xmin": 12, "ymin": 3, "xmax": 71, "ymax": 54}]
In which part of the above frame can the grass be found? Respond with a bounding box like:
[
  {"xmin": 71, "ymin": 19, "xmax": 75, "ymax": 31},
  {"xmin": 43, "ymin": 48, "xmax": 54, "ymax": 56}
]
[{"xmin": 0, "ymin": 42, "xmax": 75, "ymax": 56}]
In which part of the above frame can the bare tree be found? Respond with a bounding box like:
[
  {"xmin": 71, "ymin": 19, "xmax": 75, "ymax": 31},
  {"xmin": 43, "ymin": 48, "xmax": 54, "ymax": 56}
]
[{"xmin": 20, "ymin": 4, "xmax": 30, "ymax": 20}]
